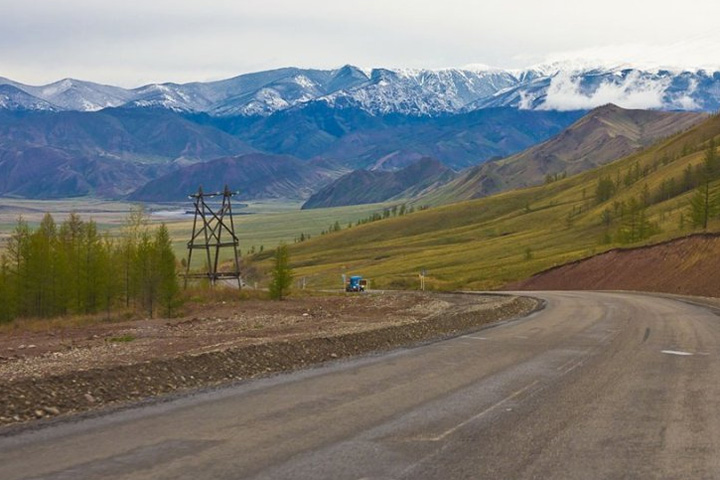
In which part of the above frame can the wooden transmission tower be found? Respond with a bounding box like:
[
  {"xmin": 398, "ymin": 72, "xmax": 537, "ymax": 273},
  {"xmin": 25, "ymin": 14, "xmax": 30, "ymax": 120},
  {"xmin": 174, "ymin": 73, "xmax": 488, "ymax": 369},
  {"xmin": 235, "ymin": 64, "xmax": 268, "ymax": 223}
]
[{"xmin": 183, "ymin": 185, "xmax": 242, "ymax": 288}]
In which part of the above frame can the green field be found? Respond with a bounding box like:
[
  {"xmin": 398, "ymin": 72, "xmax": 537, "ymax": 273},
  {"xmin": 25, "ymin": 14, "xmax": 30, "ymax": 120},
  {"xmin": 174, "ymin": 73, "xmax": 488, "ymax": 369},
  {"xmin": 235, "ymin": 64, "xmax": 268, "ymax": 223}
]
[{"xmin": 163, "ymin": 200, "xmax": 399, "ymax": 259}]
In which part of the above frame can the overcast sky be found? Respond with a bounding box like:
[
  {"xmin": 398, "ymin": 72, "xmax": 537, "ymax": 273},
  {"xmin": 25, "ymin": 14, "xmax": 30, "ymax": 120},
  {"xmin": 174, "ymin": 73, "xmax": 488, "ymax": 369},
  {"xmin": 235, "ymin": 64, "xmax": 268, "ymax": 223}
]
[{"xmin": 2, "ymin": 0, "xmax": 719, "ymax": 87}]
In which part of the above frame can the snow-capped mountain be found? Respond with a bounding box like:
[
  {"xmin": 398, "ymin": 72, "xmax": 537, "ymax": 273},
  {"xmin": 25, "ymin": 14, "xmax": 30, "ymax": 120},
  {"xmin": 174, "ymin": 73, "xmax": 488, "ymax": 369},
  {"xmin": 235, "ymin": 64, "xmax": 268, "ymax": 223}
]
[
  {"xmin": 475, "ymin": 66, "xmax": 720, "ymax": 112},
  {"xmin": 0, "ymin": 77, "xmax": 135, "ymax": 111},
  {"xmin": 2, "ymin": 63, "xmax": 720, "ymax": 116},
  {"xmin": 0, "ymin": 84, "xmax": 58, "ymax": 111},
  {"xmin": 321, "ymin": 68, "xmax": 517, "ymax": 116}
]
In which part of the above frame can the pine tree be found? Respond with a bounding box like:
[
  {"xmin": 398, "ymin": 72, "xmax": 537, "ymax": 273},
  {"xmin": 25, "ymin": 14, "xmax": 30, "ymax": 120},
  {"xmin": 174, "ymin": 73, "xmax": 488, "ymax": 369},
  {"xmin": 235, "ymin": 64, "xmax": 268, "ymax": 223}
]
[
  {"xmin": 689, "ymin": 181, "xmax": 718, "ymax": 230},
  {"xmin": 7, "ymin": 218, "xmax": 31, "ymax": 317},
  {"xmin": 616, "ymin": 198, "xmax": 655, "ymax": 243},
  {"xmin": 269, "ymin": 244, "xmax": 293, "ymax": 300},
  {"xmin": 0, "ymin": 254, "xmax": 12, "ymax": 323},
  {"xmin": 134, "ymin": 230, "xmax": 155, "ymax": 317},
  {"xmin": 704, "ymin": 137, "xmax": 717, "ymax": 177},
  {"xmin": 120, "ymin": 206, "xmax": 147, "ymax": 308},
  {"xmin": 595, "ymin": 177, "xmax": 615, "ymax": 203},
  {"xmin": 154, "ymin": 224, "xmax": 180, "ymax": 317}
]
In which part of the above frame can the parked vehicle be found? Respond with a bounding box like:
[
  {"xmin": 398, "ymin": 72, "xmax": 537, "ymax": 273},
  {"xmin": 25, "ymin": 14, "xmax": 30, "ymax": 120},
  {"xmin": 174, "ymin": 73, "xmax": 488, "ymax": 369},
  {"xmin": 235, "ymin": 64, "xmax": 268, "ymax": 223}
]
[{"xmin": 345, "ymin": 275, "xmax": 367, "ymax": 292}]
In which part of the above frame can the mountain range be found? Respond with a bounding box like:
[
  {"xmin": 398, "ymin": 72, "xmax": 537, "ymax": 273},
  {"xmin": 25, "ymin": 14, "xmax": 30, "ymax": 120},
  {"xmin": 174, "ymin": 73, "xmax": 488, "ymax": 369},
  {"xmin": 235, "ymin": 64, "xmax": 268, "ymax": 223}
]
[
  {"xmin": 302, "ymin": 158, "xmax": 456, "ymax": 209},
  {"xmin": 3, "ymin": 63, "xmax": 720, "ymax": 117},
  {"xmin": 1, "ymin": 63, "xmax": 719, "ymax": 202},
  {"xmin": 423, "ymin": 105, "xmax": 707, "ymax": 204},
  {"xmin": 0, "ymin": 106, "xmax": 583, "ymax": 199},
  {"xmin": 301, "ymin": 105, "xmax": 705, "ymax": 209},
  {"xmin": 129, "ymin": 154, "xmax": 346, "ymax": 202}
]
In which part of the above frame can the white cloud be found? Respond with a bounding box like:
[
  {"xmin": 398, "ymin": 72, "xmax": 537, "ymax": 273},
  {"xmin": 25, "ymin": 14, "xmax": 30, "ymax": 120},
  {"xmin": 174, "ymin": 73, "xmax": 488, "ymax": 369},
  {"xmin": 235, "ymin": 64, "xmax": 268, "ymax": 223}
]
[
  {"xmin": 538, "ymin": 71, "xmax": 670, "ymax": 111},
  {"xmin": 671, "ymin": 78, "xmax": 701, "ymax": 110},
  {"xmin": 536, "ymin": 37, "xmax": 720, "ymax": 74},
  {"xmin": 1, "ymin": 0, "xmax": 720, "ymax": 85}
]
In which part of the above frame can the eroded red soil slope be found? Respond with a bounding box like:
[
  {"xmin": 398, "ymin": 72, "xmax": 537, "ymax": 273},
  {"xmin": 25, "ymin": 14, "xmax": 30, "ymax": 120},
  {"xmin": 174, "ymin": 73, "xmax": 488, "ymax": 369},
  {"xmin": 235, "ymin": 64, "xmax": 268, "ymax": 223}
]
[{"xmin": 507, "ymin": 233, "xmax": 720, "ymax": 297}]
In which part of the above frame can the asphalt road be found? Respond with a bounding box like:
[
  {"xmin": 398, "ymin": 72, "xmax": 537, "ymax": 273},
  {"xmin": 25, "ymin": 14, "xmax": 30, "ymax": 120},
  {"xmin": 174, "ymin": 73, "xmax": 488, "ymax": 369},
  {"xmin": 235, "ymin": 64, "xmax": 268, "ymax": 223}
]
[{"xmin": 2, "ymin": 291, "xmax": 720, "ymax": 479}]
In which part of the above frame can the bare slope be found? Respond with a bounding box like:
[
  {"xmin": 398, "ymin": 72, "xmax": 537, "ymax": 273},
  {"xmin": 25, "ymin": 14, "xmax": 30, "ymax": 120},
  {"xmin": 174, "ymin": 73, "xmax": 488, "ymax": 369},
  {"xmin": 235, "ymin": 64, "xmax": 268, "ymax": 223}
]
[
  {"xmin": 425, "ymin": 104, "xmax": 706, "ymax": 204},
  {"xmin": 507, "ymin": 234, "xmax": 720, "ymax": 297}
]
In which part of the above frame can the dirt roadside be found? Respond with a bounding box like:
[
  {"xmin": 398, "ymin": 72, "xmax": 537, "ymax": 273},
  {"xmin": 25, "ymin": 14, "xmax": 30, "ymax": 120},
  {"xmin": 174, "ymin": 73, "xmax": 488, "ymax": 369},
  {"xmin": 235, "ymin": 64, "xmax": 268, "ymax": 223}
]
[
  {"xmin": 0, "ymin": 292, "xmax": 541, "ymax": 430},
  {"xmin": 506, "ymin": 233, "xmax": 720, "ymax": 297}
]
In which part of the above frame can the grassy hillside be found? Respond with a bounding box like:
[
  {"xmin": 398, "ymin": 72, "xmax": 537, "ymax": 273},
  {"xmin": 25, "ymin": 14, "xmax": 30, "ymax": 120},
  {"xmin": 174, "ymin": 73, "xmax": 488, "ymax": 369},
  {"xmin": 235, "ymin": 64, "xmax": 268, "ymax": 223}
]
[
  {"xmin": 276, "ymin": 112, "xmax": 720, "ymax": 291},
  {"xmin": 423, "ymin": 105, "xmax": 706, "ymax": 206}
]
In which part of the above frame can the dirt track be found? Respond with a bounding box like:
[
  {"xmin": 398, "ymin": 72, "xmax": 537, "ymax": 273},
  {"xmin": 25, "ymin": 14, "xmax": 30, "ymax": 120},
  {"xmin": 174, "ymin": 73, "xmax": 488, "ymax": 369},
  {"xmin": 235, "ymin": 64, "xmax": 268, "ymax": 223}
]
[
  {"xmin": 507, "ymin": 233, "xmax": 720, "ymax": 297},
  {"xmin": 0, "ymin": 292, "xmax": 539, "ymax": 429}
]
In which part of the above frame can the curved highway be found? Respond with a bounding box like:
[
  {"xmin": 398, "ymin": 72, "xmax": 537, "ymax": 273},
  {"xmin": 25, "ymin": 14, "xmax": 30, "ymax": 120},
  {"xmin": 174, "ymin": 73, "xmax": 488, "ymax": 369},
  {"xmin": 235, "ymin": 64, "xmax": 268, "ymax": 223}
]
[{"xmin": 2, "ymin": 291, "xmax": 720, "ymax": 479}]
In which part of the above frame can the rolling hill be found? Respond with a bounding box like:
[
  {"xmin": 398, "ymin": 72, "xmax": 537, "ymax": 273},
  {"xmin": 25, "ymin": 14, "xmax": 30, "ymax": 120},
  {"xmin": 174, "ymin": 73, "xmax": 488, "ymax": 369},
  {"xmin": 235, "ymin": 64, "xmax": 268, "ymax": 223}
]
[
  {"xmin": 302, "ymin": 158, "xmax": 456, "ymax": 209},
  {"xmin": 423, "ymin": 105, "xmax": 706, "ymax": 204},
  {"xmin": 270, "ymin": 111, "xmax": 720, "ymax": 291},
  {"xmin": 129, "ymin": 154, "xmax": 347, "ymax": 202}
]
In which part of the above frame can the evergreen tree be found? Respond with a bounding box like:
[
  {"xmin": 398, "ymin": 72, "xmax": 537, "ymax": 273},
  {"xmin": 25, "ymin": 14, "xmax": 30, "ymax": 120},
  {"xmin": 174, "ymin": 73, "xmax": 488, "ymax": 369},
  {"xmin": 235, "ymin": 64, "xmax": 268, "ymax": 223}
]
[
  {"xmin": 0, "ymin": 255, "xmax": 12, "ymax": 323},
  {"xmin": 269, "ymin": 243, "xmax": 293, "ymax": 300},
  {"xmin": 595, "ymin": 177, "xmax": 615, "ymax": 203},
  {"xmin": 688, "ymin": 143, "xmax": 720, "ymax": 230},
  {"xmin": 134, "ymin": 230, "xmax": 155, "ymax": 317},
  {"xmin": 0, "ymin": 210, "xmax": 181, "ymax": 323},
  {"xmin": 704, "ymin": 138, "xmax": 718, "ymax": 177},
  {"xmin": 120, "ymin": 206, "xmax": 147, "ymax": 308},
  {"xmin": 616, "ymin": 198, "xmax": 656, "ymax": 243},
  {"xmin": 154, "ymin": 224, "xmax": 180, "ymax": 317},
  {"xmin": 689, "ymin": 182, "xmax": 719, "ymax": 230},
  {"xmin": 7, "ymin": 219, "xmax": 31, "ymax": 317}
]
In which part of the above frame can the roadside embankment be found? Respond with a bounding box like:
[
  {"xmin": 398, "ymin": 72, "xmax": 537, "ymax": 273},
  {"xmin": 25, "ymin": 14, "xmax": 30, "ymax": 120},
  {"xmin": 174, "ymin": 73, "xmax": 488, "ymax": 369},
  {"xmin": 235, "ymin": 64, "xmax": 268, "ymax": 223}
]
[
  {"xmin": 0, "ymin": 293, "xmax": 540, "ymax": 429},
  {"xmin": 507, "ymin": 233, "xmax": 720, "ymax": 297}
]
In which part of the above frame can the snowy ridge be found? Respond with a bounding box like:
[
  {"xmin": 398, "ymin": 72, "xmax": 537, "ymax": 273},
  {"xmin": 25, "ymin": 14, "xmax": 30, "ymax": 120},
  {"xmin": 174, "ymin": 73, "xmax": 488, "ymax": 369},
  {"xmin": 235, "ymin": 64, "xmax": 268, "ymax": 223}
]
[{"xmin": 2, "ymin": 63, "xmax": 720, "ymax": 116}]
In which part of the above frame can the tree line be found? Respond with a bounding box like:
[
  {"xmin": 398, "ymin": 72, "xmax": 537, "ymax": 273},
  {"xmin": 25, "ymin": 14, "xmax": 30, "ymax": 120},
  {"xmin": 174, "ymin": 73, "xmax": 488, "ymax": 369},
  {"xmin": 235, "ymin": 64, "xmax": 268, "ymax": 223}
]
[
  {"xmin": 0, "ymin": 208, "xmax": 179, "ymax": 324},
  {"xmin": 593, "ymin": 138, "xmax": 720, "ymax": 243}
]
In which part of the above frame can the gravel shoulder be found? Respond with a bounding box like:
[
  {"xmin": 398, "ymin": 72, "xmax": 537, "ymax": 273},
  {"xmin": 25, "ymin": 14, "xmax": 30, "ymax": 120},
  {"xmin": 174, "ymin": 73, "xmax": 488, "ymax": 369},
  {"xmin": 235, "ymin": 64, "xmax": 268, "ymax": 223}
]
[{"xmin": 0, "ymin": 291, "xmax": 541, "ymax": 429}]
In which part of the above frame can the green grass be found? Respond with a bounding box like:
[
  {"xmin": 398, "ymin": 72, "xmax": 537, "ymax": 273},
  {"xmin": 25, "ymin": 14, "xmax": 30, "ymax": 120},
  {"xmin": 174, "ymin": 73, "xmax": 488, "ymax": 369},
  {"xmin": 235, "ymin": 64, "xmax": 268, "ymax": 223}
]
[
  {"xmin": 275, "ymin": 114, "xmax": 720, "ymax": 291},
  {"xmin": 166, "ymin": 201, "xmax": 399, "ymax": 260}
]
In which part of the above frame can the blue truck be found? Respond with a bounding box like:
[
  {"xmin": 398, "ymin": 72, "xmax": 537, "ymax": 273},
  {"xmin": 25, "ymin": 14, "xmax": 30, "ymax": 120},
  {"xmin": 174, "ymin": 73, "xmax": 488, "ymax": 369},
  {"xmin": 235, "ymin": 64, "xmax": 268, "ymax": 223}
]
[{"xmin": 345, "ymin": 275, "xmax": 367, "ymax": 292}]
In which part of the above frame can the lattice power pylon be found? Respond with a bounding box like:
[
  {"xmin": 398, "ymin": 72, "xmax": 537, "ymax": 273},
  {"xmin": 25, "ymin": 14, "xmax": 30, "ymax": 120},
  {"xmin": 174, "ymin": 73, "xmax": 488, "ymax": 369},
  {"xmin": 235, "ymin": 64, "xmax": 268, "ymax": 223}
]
[{"xmin": 183, "ymin": 185, "xmax": 242, "ymax": 288}]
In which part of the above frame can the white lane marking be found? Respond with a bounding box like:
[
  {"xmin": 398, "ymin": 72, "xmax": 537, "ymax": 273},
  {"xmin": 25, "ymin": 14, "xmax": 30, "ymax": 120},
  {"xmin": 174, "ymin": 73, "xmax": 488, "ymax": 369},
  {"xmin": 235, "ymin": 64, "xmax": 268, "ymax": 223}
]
[
  {"xmin": 563, "ymin": 359, "xmax": 585, "ymax": 374},
  {"xmin": 461, "ymin": 336, "xmax": 488, "ymax": 340},
  {"xmin": 419, "ymin": 380, "xmax": 539, "ymax": 442},
  {"xmin": 661, "ymin": 350, "xmax": 694, "ymax": 356},
  {"xmin": 557, "ymin": 357, "xmax": 578, "ymax": 371}
]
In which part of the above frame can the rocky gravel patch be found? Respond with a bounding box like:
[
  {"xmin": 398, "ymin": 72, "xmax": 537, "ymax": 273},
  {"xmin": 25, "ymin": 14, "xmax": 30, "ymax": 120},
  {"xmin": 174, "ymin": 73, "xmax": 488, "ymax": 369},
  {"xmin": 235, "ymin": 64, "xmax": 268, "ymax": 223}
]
[{"xmin": 0, "ymin": 293, "xmax": 540, "ymax": 429}]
